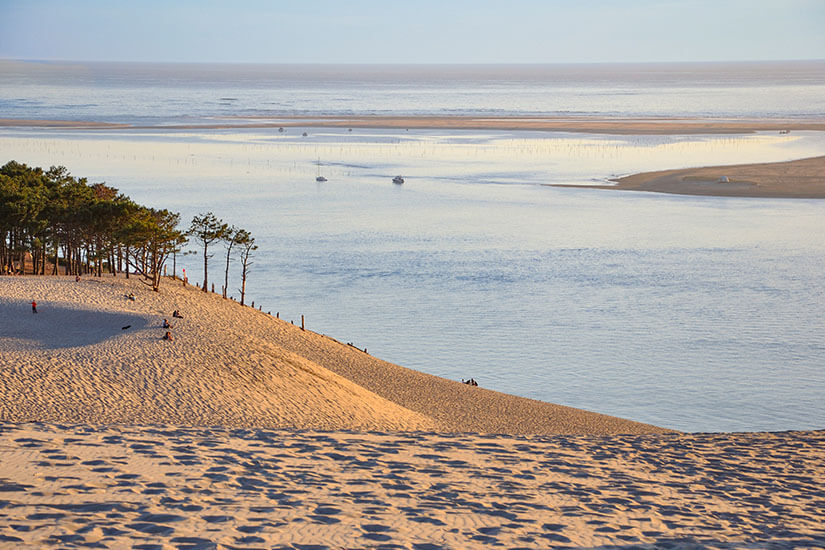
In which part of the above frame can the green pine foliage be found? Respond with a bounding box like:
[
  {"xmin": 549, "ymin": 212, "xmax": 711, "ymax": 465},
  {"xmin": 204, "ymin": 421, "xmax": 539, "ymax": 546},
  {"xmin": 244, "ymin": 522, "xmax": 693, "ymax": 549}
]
[
  {"xmin": 0, "ymin": 160, "xmax": 186, "ymax": 291},
  {"xmin": 1, "ymin": 160, "xmax": 257, "ymax": 296}
]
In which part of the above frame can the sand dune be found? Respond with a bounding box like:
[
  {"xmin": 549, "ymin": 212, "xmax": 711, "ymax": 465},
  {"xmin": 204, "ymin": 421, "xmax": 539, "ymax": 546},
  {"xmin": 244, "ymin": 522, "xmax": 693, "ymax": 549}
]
[
  {"xmin": 0, "ymin": 422, "xmax": 823, "ymax": 548},
  {"xmin": 0, "ymin": 275, "xmax": 664, "ymax": 435},
  {"xmin": 0, "ymin": 276, "xmax": 433, "ymax": 432},
  {"xmin": 2, "ymin": 276, "xmax": 823, "ymax": 548}
]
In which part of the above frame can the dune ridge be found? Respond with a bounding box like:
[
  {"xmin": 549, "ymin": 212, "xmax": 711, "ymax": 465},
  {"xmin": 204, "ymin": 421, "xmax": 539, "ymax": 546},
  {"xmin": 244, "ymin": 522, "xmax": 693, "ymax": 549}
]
[{"xmin": 0, "ymin": 275, "xmax": 665, "ymax": 435}]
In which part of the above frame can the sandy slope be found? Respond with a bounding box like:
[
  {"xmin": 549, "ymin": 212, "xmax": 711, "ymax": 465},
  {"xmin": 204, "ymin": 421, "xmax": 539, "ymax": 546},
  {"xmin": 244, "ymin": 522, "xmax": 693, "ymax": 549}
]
[
  {"xmin": 0, "ymin": 276, "xmax": 433, "ymax": 432},
  {"xmin": 0, "ymin": 276, "xmax": 664, "ymax": 435},
  {"xmin": 2, "ymin": 277, "xmax": 823, "ymax": 549}
]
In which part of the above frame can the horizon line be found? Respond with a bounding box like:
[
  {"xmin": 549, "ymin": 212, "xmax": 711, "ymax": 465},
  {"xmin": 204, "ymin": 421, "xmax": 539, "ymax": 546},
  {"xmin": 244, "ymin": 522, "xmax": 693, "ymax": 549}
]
[{"xmin": 4, "ymin": 57, "xmax": 825, "ymax": 67}]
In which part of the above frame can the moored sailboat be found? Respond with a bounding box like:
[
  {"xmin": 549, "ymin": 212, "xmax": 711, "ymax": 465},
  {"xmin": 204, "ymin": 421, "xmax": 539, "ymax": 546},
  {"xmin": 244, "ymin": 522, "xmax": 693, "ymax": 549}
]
[{"xmin": 315, "ymin": 158, "xmax": 327, "ymax": 182}]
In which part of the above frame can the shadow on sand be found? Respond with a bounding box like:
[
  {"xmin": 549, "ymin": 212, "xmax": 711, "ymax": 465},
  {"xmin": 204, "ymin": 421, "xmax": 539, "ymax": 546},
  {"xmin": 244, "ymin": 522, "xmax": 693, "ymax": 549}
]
[{"xmin": 0, "ymin": 299, "xmax": 149, "ymax": 349}]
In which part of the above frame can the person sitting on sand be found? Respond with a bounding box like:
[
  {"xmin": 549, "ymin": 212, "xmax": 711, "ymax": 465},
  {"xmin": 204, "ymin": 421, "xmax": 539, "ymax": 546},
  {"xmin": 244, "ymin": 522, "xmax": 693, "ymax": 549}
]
[
  {"xmin": 162, "ymin": 331, "xmax": 174, "ymax": 341},
  {"xmin": 162, "ymin": 319, "xmax": 171, "ymax": 329},
  {"xmin": 172, "ymin": 310, "xmax": 183, "ymax": 319},
  {"xmin": 128, "ymin": 292, "xmax": 135, "ymax": 301}
]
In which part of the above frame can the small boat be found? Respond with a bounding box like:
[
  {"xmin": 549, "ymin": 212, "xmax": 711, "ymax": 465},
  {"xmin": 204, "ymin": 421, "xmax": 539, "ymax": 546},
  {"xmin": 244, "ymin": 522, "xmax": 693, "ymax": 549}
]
[
  {"xmin": 392, "ymin": 176, "xmax": 404, "ymax": 184},
  {"xmin": 315, "ymin": 158, "xmax": 327, "ymax": 182}
]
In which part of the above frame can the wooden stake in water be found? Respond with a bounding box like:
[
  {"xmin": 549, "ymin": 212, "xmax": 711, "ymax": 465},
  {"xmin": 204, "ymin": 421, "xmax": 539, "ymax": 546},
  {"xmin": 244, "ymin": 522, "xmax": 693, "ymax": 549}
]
[{"xmin": 301, "ymin": 315, "xmax": 305, "ymax": 331}]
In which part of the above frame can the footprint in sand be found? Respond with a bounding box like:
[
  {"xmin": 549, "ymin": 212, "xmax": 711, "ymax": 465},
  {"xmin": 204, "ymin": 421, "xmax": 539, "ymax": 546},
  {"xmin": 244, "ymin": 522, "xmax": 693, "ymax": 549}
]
[{"xmin": 360, "ymin": 523, "xmax": 395, "ymax": 541}]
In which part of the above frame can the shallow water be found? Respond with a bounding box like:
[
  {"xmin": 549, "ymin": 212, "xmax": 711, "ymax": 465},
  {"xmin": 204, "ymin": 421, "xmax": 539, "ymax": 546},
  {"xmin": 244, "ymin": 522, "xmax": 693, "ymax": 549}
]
[{"xmin": 2, "ymin": 128, "xmax": 824, "ymax": 433}]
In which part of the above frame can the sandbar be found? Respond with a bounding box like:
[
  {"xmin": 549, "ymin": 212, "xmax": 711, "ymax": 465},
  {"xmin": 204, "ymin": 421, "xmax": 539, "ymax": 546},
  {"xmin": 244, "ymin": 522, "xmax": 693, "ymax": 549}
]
[
  {"xmin": 3, "ymin": 115, "xmax": 825, "ymax": 134},
  {"xmin": 550, "ymin": 155, "xmax": 825, "ymax": 198},
  {"xmin": 0, "ymin": 118, "xmax": 131, "ymax": 129}
]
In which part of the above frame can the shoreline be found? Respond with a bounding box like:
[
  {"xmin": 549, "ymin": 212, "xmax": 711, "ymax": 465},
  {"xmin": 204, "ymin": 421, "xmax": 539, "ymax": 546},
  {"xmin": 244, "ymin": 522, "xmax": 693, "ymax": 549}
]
[
  {"xmin": 549, "ymin": 155, "xmax": 825, "ymax": 198},
  {"xmin": 3, "ymin": 276, "xmax": 823, "ymax": 547},
  {"xmin": 5, "ymin": 116, "xmax": 822, "ymax": 199},
  {"xmin": 3, "ymin": 115, "xmax": 825, "ymax": 134},
  {"xmin": 0, "ymin": 275, "xmax": 668, "ymax": 436}
]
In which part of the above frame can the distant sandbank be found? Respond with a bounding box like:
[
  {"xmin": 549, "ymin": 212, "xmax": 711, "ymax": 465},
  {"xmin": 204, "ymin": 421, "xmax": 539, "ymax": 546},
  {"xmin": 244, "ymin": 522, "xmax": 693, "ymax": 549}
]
[
  {"xmin": 3, "ymin": 115, "xmax": 825, "ymax": 134},
  {"xmin": 0, "ymin": 118, "xmax": 131, "ymax": 129},
  {"xmin": 550, "ymin": 155, "xmax": 825, "ymax": 198}
]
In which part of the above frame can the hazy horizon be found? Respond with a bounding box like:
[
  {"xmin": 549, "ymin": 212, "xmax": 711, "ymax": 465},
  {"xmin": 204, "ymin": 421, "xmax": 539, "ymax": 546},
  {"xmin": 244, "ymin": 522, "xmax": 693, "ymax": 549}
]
[
  {"xmin": 5, "ymin": 58, "xmax": 825, "ymax": 66},
  {"xmin": 2, "ymin": 0, "xmax": 823, "ymax": 64}
]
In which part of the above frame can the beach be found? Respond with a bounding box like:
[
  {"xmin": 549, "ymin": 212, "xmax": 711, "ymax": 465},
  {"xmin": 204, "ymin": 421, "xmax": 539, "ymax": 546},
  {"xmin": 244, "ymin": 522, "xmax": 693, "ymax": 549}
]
[
  {"xmin": 2, "ymin": 28, "xmax": 824, "ymax": 550},
  {"xmin": 1, "ymin": 276, "xmax": 824, "ymax": 547}
]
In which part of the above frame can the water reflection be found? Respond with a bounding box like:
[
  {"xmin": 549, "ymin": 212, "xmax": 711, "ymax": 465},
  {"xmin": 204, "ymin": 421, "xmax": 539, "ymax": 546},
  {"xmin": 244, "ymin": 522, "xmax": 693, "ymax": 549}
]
[
  {"xmin": 2, "ymin": 128, "xmax": 824, "ymax": 432},
  {"xmin": 2, "ymin": 128, "xmax": 822, "ymax": 188}
]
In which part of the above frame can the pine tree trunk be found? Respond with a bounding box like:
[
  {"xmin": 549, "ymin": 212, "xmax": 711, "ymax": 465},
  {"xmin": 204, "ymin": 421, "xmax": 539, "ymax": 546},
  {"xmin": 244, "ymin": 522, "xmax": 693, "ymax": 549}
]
[
  {"xmin": 223, "ymin": 243, "xmax": 233, "ymax": 298},
  {"xmin": 202, "ymin": 243, "xmax": 209, "ymax": 292}
]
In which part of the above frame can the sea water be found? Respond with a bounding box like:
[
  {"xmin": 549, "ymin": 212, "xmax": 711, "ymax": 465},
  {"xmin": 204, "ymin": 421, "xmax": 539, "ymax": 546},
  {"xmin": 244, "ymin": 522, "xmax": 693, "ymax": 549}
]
[
  {"xmin": 2, "ymin": 59, "xmax": 825, "ymax": 122},
  {"xmin": 2, "ymin": 61, "xmax": 825, "ymax": 432}
]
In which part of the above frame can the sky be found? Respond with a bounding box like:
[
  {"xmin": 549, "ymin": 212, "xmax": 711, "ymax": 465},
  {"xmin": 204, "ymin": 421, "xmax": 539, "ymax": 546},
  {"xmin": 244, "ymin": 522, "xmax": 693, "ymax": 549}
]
[{"xmin": 1, "ymin": 0, "xmax": 824, "ymax": 64}]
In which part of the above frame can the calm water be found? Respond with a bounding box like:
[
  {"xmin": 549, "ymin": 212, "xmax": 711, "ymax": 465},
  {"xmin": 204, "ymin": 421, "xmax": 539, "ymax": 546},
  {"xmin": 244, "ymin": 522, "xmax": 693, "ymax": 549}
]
[
  {"xmin": 2, "ymin": 127, "xmax": 824, "ymax": 433},
  {"xmin": 2, "ymin": 59, "xmax": 825, "ymax": 122},
  {"xmin": 2, "ymin": 61, "xmax": 825, "ymax": 432}
]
